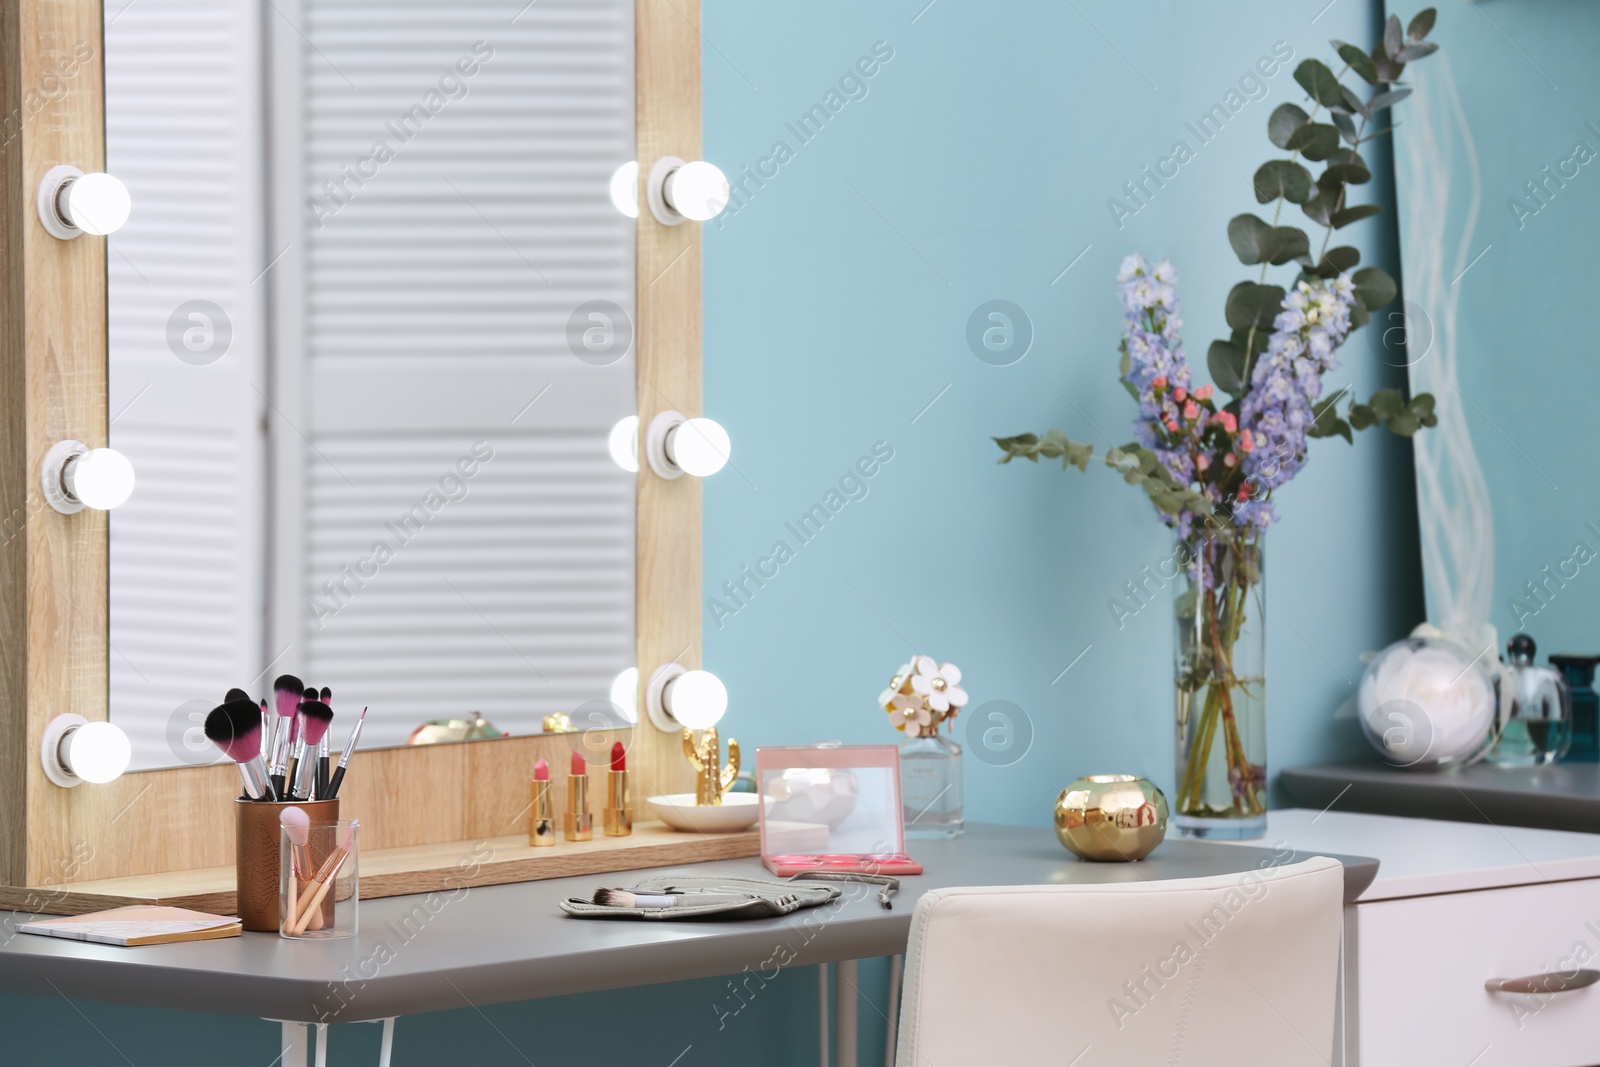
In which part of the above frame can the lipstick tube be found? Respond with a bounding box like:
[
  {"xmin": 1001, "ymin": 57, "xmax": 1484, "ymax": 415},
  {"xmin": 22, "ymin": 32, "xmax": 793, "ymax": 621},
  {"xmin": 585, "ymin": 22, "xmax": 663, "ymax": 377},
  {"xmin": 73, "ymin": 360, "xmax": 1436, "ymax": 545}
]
[
  {"xmin": 604, "ymin": 768, "xmax": 631, "ymax": 837},
  {"xmin": 565, "ymin": 771, "xmax": 592, "ymax": 842},
  {"xmin": 530, "ymin": 779, "xmax": 555, "ymax": 847}
]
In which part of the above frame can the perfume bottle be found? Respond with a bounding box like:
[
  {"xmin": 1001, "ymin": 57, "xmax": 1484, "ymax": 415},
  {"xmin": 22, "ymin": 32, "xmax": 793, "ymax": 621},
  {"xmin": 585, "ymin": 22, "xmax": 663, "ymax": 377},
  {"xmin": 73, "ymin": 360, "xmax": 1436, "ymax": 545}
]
[
  {"xmin": 1551, "ymin": 654, "xmax": 1600, "ymax": 763},
  {"xmin": 1487, "ymin": 635, "xmax": 1573, "ymax": 766}
]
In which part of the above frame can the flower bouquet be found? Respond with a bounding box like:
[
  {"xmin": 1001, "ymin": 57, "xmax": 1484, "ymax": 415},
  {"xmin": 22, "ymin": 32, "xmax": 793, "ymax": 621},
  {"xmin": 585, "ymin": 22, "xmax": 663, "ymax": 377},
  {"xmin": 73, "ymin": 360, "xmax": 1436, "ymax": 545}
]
[{"xmin": 995, "ymin": 12, "xmax": 1442, "ymax": 836}]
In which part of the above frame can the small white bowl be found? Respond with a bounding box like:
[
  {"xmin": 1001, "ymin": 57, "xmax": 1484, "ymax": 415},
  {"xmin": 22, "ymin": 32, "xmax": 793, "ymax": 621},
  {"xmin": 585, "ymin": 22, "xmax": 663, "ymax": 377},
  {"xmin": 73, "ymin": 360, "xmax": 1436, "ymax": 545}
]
[{"xmin": 648, "ymin": 792, "xmax": 767, "ymax": 833}]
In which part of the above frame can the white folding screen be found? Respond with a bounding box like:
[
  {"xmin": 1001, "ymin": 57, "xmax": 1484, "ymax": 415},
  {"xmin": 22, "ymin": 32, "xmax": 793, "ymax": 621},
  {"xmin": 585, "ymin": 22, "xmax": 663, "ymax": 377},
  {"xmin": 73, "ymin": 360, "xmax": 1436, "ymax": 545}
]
[
  {"xmin": 271, "ymin": 0, "xmax": 637, "ymax": 747},
  {"xmin": 105, "ymin": 0, "xmax": 268, "ymax": 771}
]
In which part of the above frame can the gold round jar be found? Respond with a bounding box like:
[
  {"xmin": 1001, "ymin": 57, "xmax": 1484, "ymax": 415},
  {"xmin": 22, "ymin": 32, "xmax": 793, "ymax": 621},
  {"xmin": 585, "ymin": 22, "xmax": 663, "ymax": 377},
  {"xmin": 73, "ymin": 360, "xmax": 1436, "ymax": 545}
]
[{"xmin": 1054, "ymin": 774, "xmax": 1169, "ymax": 861}]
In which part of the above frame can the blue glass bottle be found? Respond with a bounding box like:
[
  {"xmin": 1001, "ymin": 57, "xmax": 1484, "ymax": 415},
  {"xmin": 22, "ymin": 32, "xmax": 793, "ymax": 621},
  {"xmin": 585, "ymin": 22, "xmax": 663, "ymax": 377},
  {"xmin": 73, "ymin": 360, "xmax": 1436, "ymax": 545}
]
[{"xmin": 1551, "ymin": 654, "xmax": 1600, "ymax": 763}]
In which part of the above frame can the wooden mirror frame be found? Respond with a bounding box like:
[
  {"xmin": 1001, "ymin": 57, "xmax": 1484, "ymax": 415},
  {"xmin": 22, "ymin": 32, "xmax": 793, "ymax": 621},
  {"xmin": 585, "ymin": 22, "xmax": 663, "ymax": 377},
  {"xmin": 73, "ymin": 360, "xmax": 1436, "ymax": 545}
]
[{"xmin": 0, "ymin": 0, "xmax": 734, "ymax": 909}]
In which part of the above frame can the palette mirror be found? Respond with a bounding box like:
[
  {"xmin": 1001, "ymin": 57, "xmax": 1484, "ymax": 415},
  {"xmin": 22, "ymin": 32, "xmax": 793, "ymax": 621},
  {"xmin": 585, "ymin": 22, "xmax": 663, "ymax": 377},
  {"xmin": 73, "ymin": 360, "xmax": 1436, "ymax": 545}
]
[
  {"xmin": 102, "ymin": 0, "xmax": 640, "ymax": 769},
  {"xmin": 1393, "ymin": 2, "xmax": 1599, "ymax": 660}
]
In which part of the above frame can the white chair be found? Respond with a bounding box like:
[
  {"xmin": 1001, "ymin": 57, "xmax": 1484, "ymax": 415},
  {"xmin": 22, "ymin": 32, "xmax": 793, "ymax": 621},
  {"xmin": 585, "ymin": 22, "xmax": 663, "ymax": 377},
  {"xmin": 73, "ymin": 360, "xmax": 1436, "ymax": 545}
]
[{"xmin": 895, "ymin": 856, "xmax": 1344, "ymax": 1066}]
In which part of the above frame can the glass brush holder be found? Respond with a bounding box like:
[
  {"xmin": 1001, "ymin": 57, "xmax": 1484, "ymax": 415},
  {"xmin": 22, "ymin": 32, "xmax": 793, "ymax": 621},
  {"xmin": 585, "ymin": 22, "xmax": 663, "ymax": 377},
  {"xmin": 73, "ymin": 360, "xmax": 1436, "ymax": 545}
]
[{"xmin": 280, "ymin": 819, "xmax": 359, "ymax": 939}]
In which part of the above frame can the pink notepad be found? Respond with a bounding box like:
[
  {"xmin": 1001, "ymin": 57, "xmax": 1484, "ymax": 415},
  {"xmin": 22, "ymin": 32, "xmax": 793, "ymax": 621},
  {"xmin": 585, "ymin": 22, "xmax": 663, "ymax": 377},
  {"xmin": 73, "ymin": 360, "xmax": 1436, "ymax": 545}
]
[{"xmin": 19, "ymin": 906, "xmax": 241, "ymax": 947}]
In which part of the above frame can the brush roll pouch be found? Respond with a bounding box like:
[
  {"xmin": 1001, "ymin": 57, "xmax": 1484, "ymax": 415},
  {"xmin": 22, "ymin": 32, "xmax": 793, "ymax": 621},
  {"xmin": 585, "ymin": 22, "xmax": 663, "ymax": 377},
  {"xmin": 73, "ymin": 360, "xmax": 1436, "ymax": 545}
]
[{"xmin": 560, "ymin": 873, "xmax": 899, "ymax": 920}]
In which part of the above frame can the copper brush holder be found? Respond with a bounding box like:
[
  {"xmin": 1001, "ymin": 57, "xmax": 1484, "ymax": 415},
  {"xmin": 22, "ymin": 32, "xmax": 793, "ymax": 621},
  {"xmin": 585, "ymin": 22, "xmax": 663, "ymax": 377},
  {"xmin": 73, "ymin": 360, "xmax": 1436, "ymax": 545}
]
[{"xmin": 236, "ymin": 797, "xmax": 339, "ymax": 932}]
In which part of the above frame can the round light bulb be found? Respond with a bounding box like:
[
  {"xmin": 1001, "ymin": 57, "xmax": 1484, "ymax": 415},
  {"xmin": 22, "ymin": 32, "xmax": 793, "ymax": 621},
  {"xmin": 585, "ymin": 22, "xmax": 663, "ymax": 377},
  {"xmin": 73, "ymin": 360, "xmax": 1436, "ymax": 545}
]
[
  {"xmin": 666, "ymin": 669, "xmax": 728, "ymax": 730},
  {"xmin": 63, "ymin": 721, "xmax": 131, "ymax": 784},
  {"xmin": 64, "ymin": 448, "xmax": 135, "ymax": 510},
  {"xmin": 61, "ymin": 173, "xmax": 131, "ymax": 236},
  {"xmin": 608, "ymin": 415, "xmax": 639, "ymax": 473},
  {"xmin": 610, "ymin": 666, "xmax": 639, "ymax": 724},
  {"xmin": 609, "ymin": 161, "xmax": 639, "ymax": 219},
  {"xmin": 664, "ymin": 161, "xmax": 729, "ymax": 222},
  {"xmin": 667, "ymin": 417, "xmax": 730, "ymax": 478}
]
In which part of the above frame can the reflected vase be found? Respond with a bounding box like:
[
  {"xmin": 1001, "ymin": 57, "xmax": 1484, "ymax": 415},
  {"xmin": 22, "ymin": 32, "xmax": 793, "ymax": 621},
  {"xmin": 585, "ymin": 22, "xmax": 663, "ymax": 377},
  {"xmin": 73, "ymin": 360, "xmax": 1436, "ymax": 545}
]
[{"xmin": 1174, "ymin": 535, "xmax": 1267, "ymax": 839}]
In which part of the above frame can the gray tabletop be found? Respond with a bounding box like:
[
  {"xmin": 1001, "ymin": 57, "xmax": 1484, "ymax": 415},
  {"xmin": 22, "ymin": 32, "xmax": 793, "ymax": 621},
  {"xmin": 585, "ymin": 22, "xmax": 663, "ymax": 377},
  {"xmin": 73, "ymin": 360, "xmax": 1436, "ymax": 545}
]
[
  {"xmin": 0, "ymin": 823, "xmax": 1377, "ymax": 1023},
  {"xmin": 1283, "ymin": 761, "xmax": 1600, "ymax": 833}
]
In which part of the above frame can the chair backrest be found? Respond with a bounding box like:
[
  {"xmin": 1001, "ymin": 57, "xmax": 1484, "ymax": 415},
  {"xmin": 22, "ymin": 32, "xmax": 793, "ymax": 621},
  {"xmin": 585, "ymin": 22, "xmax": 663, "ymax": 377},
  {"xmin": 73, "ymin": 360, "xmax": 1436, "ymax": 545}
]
[{"xmin": 895, "ymin": 856, "xmax": 1344, "ymax": 1066}]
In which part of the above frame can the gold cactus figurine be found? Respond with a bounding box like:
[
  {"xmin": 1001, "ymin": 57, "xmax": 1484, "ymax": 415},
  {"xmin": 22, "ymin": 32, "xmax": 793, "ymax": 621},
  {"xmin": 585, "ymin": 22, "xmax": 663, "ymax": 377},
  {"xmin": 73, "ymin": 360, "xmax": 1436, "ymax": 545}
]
[{"xmin": 683, "ymin": 726, "xmax": 740, "ymax": 806}]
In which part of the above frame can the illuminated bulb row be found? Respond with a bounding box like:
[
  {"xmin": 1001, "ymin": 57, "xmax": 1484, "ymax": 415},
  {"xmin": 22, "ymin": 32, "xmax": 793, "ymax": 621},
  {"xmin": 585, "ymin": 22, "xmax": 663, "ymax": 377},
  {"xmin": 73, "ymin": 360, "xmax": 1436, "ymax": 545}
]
[
  {"xmin": 609, "ymin": 158, "xmax": 730, "ymax": 225},
  {"xmin": 646, "ymin": 663, "xmax": 728, "ymax": 733},
  {"xmin": 41, "ymin": 714, "xmax": 131, "ymax": 788},
  {"xmin": 608, "ymin": 412, "xmax": 730, "ymax": 480}
]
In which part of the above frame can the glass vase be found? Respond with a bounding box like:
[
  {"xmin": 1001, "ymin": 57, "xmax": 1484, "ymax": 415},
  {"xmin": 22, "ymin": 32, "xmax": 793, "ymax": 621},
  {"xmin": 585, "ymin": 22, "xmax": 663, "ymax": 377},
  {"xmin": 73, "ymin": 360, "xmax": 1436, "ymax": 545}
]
[
  {"xmin": 1174, "ymin": 534, "xmax": 1267, "ymax": 839},
  {"xmin": 900, "ymin": 731, "xmax": 963, "ymax": 838}
]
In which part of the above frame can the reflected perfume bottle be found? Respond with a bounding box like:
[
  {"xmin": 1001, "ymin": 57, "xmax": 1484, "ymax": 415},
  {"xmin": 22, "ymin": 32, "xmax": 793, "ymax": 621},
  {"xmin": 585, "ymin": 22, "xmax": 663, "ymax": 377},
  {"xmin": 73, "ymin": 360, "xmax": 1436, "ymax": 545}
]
[{"xmin": 1487, "ymin": 635, "xmax": 1573, "ymax": 765}]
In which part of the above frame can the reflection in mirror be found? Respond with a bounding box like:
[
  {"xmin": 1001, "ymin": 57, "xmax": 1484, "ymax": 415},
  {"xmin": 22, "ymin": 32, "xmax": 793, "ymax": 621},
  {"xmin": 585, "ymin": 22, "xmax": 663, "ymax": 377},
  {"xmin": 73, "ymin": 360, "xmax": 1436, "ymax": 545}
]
[
  {"xmin": 1394, "ymin": 7, "xmax": 1599, "ymax": 663},
  {"xmin": 105, "ymin": 0, "xmax": 638, "ymax": 769}
]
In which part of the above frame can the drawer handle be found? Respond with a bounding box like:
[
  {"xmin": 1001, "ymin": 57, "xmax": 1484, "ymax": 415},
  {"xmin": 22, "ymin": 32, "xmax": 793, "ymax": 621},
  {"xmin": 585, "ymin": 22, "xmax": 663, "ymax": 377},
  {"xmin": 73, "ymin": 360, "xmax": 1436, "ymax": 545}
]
[{"xmin": 1485, "ymin": 969, "xmax": 1600, "ymax": 995}]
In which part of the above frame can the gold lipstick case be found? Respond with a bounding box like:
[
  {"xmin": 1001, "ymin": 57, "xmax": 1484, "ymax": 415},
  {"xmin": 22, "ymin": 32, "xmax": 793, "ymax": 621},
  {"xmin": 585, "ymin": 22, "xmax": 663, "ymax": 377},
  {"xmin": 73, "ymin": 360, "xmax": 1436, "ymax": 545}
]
[
  {"xmin": 530, "ymin": 779, "xmax": 555, "ymax": 847},
  {"xmin": 565, "ymin": 773, "xmax": 592, "ymax": 841},
  {"xmin": 604, "ymin": 769, "xmax": 632, "ymax": 836}
]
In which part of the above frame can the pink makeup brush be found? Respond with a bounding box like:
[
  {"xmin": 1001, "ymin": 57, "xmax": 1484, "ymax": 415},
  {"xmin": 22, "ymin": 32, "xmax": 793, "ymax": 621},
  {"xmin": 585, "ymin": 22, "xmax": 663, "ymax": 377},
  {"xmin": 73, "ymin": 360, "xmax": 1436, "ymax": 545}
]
[
  {"xmin": 292, "ymin": 698, "xmax": 333, "ymax": 800},
  {"xmin": 279, "ymin": 806, "xmax": 312, "ymax": 925},
  {"xmin": 205, "ymin": 698, "xmax": 275, "ymax": 800},
  {"xmin": 290, "ymin": 820, "xmax": 358, "ymax": 936},
  {"xmin": 269, "ymin": 674, "xmax": 303, "ymax": 800}
]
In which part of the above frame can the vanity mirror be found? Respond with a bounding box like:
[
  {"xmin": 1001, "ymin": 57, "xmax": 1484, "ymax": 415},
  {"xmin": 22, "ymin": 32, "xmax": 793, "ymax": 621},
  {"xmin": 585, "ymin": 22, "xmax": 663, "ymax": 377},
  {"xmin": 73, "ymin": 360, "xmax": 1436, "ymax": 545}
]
[
  {"xmin": 1393, "ymin": 2, "xmax": 1599, "ymax": 659},
  {"xmin": 0, "ymin": 0, "xmax": 719, "ymax": 903},
  {"xmin": 103, "ymin": 0, "xmax": 638, "ymax": 768}
]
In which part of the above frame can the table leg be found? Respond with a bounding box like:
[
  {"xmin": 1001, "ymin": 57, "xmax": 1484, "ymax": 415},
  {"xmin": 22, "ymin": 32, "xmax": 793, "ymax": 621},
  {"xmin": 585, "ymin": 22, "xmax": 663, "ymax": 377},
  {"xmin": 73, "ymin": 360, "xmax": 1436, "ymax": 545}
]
[
  {"xmin": 884, "ymin": 954, "xmax": 903, "ymax": 1067},
  {"xmin": 819, "ymin": 964, "xmax": 831, "ymax": 1067},
  {"xmin": 275, "ymin": 1020, "xmax": 308, "ymax": 1067},
  {"xmin": 835, "ymin": 959, "xmax": 858, "ymax": 1067},
  {"xmin": 378, "ymin": 1017, "xmax": 395, "ymax": 1067}
]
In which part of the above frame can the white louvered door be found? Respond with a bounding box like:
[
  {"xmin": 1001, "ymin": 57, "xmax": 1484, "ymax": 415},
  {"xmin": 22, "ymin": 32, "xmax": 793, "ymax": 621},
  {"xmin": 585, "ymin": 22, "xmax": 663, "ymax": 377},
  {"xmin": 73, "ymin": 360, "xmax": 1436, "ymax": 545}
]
[
  {"xmin": 105, "ymin": 0, "xmax": 267, "ymax": 771},
  {"xmin": 271, "ymin": 0, "xmax": 637, "ymax": 747}
]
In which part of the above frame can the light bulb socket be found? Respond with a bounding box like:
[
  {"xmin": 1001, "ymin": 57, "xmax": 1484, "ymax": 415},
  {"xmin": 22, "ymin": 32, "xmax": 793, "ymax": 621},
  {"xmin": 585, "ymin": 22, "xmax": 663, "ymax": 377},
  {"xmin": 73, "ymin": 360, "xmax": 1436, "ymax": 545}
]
[
  {"xmin": 646, "ymin": 156, "xmax": 689, "ymax": 226},
  {"xmin": 645, "ymin": 410, "xmax": 689, "ymax": 480},
  {"xmin": 41, "ymin": 439, "xmax": 90, "ymax": 514},
  {"xmin": 37, "ymin": 164, "xmax": 86, "ymax": 240},
  {"xmin": 645, "ymin": 663, "xmax": 689, "ymax": 732}
]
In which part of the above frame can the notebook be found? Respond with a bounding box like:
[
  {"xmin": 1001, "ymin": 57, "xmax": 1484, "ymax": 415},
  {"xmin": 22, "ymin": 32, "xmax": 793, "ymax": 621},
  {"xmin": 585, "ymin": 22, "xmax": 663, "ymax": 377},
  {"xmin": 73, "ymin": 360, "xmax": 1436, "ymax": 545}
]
[{"xmin": 18, "ymin": 906, "xmax": 242, "ymax": 947}]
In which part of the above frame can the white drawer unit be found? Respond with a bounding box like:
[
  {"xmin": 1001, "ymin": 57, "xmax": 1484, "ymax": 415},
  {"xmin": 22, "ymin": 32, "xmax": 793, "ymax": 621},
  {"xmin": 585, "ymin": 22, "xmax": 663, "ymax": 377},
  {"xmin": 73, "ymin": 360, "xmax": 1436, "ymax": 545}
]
[
  {"xmin": 1221, "ymin": 809, "xmax": 1600, "ymax": 1067},
  {"xmin": 1353, "ymin": 879, "xmax": 1600, "ymax": 1066}
]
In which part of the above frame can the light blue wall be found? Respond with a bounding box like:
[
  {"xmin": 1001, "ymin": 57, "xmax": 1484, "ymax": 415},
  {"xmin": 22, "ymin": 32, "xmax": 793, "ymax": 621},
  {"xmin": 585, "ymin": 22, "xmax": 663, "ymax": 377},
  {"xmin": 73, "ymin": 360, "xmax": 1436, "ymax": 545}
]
[{"xmin": 0, "ymin": 1, "xmax": 1422, "ymax": 1063}]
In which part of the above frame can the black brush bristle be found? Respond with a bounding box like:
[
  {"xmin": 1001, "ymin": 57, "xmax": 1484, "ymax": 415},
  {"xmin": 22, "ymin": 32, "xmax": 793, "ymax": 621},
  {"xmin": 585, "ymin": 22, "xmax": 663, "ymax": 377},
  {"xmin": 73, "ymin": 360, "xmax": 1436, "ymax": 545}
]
[
  {"xmin": 303, "ymin": 686, "xmax": 317, "ymax": 701},
  {"xmin": 320, "ymin": 686, "xmax": 331, "ymax": 704},
  {"xmin": 205, "ymin": 699, "xmax": 264, "ymax": 760},
  {"xmin": 225, "ymin": 687, "xmax": 249, "ymax": 703},
  {"xmin": 273, "ymin": 674, "xmax": 303, "ymax": 696},
  {"xmin": 298, "ymin": 699, "xmax": 333, "ymax": 724}
]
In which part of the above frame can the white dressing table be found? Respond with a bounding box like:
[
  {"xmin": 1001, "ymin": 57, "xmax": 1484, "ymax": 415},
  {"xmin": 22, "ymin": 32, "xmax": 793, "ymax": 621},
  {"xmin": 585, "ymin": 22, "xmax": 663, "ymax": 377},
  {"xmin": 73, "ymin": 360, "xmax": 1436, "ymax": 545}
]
[{"xmin": 1225, "ymin": 809, "xmax": 1600, "ymax": 1067}]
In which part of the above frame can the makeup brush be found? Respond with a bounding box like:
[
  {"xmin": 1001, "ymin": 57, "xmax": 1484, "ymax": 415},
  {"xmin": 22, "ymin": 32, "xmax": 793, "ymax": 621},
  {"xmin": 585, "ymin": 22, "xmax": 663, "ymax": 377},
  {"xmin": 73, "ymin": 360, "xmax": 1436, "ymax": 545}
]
[
  {"xmin": 286, "ymin": 686, "xmax": 318, "ymax": 795},
  {"xmin": 325, "ymin": 706, "xmax": 366, "ymax": 801},
  {"xmin": 269, "ymin": 674, "xmax": 304, "ymax": 800},
  {"xmin": 591, "ymin": 888, "xmax": 757, "ymax": 908},
  {"xmin": 290, "ymin": 820, "xmax": 358, "ymax": 936},
  {"xmin": 316, "ymin": 687, "xmax": 333, "ymax": 797},
  {"xmin": 293, "ymin": 698, "xmax": 333, "ymax": 800},
  {"xmin": 205, "ymin": 699, "xmax": 275, "ymax": 801},
  {"xmin": 279, "ymin": 807, "xmax": 312, "ymax": 926},
  {"xmin": 225, "ymin": 687, "xmax": 249, "ymax": 702}
]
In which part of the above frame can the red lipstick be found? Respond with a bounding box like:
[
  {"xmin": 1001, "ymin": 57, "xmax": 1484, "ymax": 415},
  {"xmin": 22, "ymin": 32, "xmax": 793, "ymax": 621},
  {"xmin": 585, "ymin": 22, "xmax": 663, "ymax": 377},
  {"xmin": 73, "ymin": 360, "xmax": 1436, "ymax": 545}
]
[
  {"xmin": 565, "ymin": 751, "xmax": 592, "ymax": 842},
  {"xmin": 530, "ymin": 757, "xmax": 555, "ymax": 847},
  {"xmin": 604, "ymin": 741, "xmax": 631, "ymax": 837}
]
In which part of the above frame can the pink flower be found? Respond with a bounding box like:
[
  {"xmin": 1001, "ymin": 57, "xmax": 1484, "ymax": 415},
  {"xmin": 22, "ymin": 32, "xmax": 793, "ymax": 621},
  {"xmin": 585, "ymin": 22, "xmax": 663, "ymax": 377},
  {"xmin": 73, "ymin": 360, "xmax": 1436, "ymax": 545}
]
[
  {"xmin": 1182, "ymin": 401, "xmax": 1200, "ymax": 420},
  {"xmin": 1239, "ymin": 428, "xmax": 1255, "ymax": 453},
  {"xmin": 1212, "ymin": 411, "xmax": 1237, "ymax": 434},
  {"xmin": 1196, "ymin": 454, "xmax": 1210, "ymax": 472},
  {"xmin": 1194, "ymin": 384, "xmax": 1214, "ymax": 400},
  {"xmin": 1152, "ymin": 375, "xmax": 1168, "ymax": 389},
  {"xmin": 1165, "ymin": 419, "xmax": 1179, "ymax": 433},
  {"xmin": 1224, "ymin": 453, "xmax": 1237, "ymax": 468},
  {"xmin": 1174, "ymin": 387, "xmax": 1188, "ymax": 403},
  {"xmin": 1237, "ymin": 482, "xmax": 1252, "ymax": 501}
]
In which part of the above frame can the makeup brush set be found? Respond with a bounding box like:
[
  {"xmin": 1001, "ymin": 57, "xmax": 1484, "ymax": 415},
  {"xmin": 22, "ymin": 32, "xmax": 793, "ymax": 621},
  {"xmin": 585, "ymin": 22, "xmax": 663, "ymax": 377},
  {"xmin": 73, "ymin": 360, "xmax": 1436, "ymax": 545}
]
[{"xmin": 204, "ymin": 673, "xmax": 367, "ymax": 802}]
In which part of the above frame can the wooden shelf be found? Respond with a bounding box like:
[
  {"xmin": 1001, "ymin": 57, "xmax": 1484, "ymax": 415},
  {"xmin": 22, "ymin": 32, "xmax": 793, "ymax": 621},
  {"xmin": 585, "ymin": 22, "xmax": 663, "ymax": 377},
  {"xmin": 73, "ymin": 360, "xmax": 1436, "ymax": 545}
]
[{"xmin": 0, "ymin": 822, "xmax": 760, "ymax": 916}]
